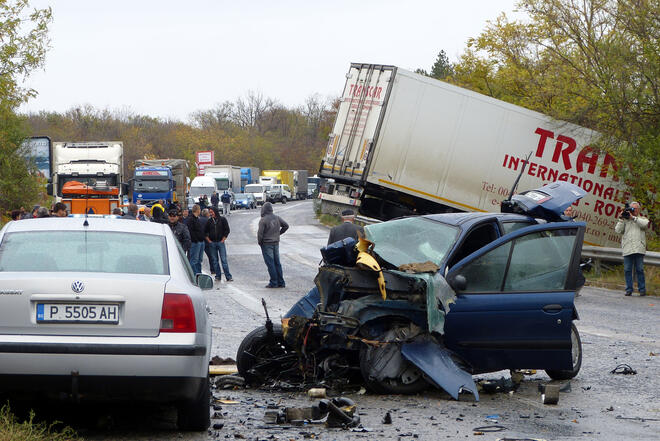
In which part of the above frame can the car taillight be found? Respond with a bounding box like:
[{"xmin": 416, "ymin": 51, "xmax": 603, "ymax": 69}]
[{"xmin": 160, "ymin": 293, "xmax": 196, "ymax": 333}]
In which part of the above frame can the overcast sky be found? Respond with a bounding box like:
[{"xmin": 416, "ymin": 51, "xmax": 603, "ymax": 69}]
[{"xmin": 19, "ymin": 0, "xmax": 519, "ymax": 121}]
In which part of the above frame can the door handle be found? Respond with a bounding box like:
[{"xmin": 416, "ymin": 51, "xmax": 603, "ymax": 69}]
[{"xmin": 543, "ymin": 304, "xmax": 562, "ymax": 313}]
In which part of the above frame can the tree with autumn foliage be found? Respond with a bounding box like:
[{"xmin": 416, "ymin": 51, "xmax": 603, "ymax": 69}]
[{"xmin": 0, "ymin": 0, "xmax": 52, "ymax": 216}]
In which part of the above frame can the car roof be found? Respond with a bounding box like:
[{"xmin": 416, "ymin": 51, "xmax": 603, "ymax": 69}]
[
  {"xmin": 423, "ymin": 212, "xmax": 533, "ymax": 227},
  {"xmin": 3, "ymin": 217, "xmax": 169, "ymax": 235}
]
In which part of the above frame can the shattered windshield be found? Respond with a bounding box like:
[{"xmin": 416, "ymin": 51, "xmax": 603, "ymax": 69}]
[{"xmin": 365, "ymin": 217, "xmax": 459, "ymax": 267}]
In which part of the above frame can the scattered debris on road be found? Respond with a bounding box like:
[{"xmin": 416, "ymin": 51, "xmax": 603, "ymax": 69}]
[{"xmin": 610, "ymin": 363, "xmax": 637, "ymax": 375}]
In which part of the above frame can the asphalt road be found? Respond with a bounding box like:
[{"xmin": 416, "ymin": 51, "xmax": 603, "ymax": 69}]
[{"xmin": 19, "ymin": 200, "xmax": 660, "ymax": 440}]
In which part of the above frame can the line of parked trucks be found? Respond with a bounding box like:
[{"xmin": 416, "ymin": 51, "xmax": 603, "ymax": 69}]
[
  {"xmin": 191, "ymin": 168, "xmax": 311, "ymax": 207},
  {"xmin": 46, "ymin": 143, "xmax": 314, "ymax": 214}
]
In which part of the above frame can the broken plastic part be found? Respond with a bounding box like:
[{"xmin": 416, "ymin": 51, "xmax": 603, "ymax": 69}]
[
  {"xmin": 401, "ymin": 339, "xmax": 478, "ymax": 401},
  {"xmin": 355, "ymin": 250, "xmax": 386, "ymax": 300}
]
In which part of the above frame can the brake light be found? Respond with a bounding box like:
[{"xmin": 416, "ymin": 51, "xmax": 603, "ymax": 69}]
[{"xmin": 160, "ymin": 293, "xmax": 197, "ymax": 333}]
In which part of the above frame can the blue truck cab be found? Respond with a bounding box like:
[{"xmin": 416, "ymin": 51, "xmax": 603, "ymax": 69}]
[{"xmin": 132, "ymin": 166, "xmax": 175, "ymax": 205}]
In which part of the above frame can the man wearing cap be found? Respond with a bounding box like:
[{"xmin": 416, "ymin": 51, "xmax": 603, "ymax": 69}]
[
  {"xmin": 327, "ymin": 209, "xmax": 364, "ymax": 245},
  {"xmin": 167, "ymin": 209, "xmax": 191, "ymax": 252}
]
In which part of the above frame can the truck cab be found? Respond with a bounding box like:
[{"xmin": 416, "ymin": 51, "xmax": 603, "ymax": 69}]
[
  {"xmin": 267, "ymin": 184, "xmax": 292, "ymax": 204},
  {"xmin": 48, "ymin": 142, "xmax": 125, "ymax": 215},
  {"xmin": 132, "ymin": 166, "xmax": 175, "ymax": 206}
]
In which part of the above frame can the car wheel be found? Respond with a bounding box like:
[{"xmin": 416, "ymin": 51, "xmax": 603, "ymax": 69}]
[
  {"xmin": 176, "ymin": 376, "xmax": 210, "ymax": 431},
  {"xmin": 545, "ymin": 323, "xmax": 582, "ymax": 380},
  {"xmin": 236, "ymin": 324, "xmax": 297, "ymax": 385},
  {"xmin": 358, "ymin": 325, "xmax": 429, "ymax": 395},
  {"xmin": 281, "ymin": 196, "xmax": 287, "ymax": 204}
]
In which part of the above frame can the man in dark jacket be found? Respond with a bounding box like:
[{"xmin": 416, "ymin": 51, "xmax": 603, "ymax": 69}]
[
  {"xmin": 187, "ymin": 204, "xmax": 205, "ymax": 274},
  {"xmin": 150, "ymin": 206, "xmax": 168, "ymax": 224},
  {"xmin": 167, "ymin": 209, "xmax": 191, "ymax": 252},
  {"xmin": 221, "ymin": 191, "xmax": 232, "ymax": 215},
  {"xmin": 211, "ymin": 191, "xmax": 220, "ymax": 208},
  {"xmin": 257, "ymin": 202, "xmax": 289, "ymax": 288},
  {"xmin": 205, "ymin": 207, "xmax": 233, "ymax": 282},
  {"xmin": 327, "ymin": 209, "xmax": 363, "ymax": 245}
]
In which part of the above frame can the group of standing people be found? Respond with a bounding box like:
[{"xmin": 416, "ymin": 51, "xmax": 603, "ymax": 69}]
[
  {"xmin": 200, "ymin": 191, "xmax": 233, "ymax": 216},
  {"xmin": 10, "ymin": 202, "xmax": 68, "ymax": 219},
  {"xmin": 121, "ymin": 200, "xmax": 233, "ymax": 282}
]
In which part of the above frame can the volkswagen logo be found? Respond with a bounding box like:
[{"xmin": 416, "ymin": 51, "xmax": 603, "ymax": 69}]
[{"xmin": 71, "ymin": 281, "xmax": 85, "ymax": 293}]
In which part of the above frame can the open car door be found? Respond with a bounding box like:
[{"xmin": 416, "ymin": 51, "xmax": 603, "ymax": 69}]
[{"xmin": 443, "ymin": 222, "xmax": 585, "ymax": 373}]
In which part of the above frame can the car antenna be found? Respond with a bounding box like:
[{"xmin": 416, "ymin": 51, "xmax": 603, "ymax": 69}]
[
  {"xmin": 507, "ymin": 151, "xmax": 532, "ymax": 201},
  {"xmin": 501, "ymin": 151, "xmax": 532, "ymax": 213}
]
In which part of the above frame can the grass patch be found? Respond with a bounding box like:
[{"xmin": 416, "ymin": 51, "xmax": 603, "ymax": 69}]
[
  {"xmin": 318, "ymin": 213, "xmax": 343, "ymax": 228},
  {"xmin": 585, "ymin": 264, "xmax": 659, "ymax": 295},
  {"xmin": 0, "ymin": 402, "xmax": 79, "ymax": 441}
]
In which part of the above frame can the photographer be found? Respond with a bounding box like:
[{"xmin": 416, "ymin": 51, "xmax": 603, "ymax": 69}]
[{"xmin": 614, "ymin": 202, "xmax": 649, "ymax": 296}]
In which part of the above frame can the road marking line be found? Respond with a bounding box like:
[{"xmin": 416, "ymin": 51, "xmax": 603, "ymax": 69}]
[
  {"xmin": 222, "ymin": 282, "xmax": 288, "ymax": 317},
  {"xmin": 283, "ymin": 252, "xmax": 320, "ymax": 269}
]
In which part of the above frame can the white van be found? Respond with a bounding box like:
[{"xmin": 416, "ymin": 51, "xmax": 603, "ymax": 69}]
[
  {"xmin": 189, "ymin": 176, "xmax": 218, "ymax": 205},
  {"xmin": 245, "ymin": 183, "xmax": 271, "ymax": 205}
]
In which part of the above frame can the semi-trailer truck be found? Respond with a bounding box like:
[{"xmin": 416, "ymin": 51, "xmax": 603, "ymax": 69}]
[
  {"xmin": 319, "ymin": 63, "xmax": 626, "ymax": 247},
  {"xmin": 47, "ymin": 141, "xmax": 127, "ymax": 215},
  {"xmin": 132, "ymin": 159, "xmax": 189, "ymax": 205}
]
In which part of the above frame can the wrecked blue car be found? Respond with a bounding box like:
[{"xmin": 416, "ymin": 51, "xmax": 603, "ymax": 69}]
[{"xmin": 237, "ymin": 182, "xmax": 587, "ymax": 401}]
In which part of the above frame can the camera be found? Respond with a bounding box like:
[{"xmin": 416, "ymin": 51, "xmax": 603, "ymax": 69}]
[{"xmin": 621, "ymin": 202, "xmax": 634, "ymax": 219}]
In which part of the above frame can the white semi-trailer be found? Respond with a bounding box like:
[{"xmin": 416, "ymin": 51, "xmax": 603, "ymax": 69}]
[
  {"xmin": 319, "ymin": 63, "xmax": 627, "ymax": 247},
  {"xmin": 203, "ymin": 165, "xmax": 241, "ymax": 194}
]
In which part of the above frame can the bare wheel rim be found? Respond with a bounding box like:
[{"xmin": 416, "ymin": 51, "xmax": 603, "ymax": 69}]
[{"xmin": 571, "ymin": 327, "xmax": 580, "ymax": 367}]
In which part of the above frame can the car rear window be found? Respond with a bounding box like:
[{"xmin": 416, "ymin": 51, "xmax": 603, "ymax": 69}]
[{"xmin": 0, "ymin": 231, "xmax": 169, "ymax": 275}]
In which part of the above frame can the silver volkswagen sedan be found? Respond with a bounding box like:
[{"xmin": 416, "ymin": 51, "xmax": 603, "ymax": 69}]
[{"xmin": 0, "ymin": 217, "xmax": 213, "ymax": 431}]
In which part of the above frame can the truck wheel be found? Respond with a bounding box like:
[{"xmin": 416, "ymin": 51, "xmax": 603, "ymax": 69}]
[
  {"xmin": 358, "ymin": 323, "xmax": 429, "ymax": 395},
  {"xmin": 545, "ymin": 323, "xmax": 582, "ymax": 380},
  {"xmin": 281, "ymin": 197, "xmax": 287, "ymax": 204},
  {"xmin": 176, "ymin": 376, "xmax": 210, "ymax": 431}
]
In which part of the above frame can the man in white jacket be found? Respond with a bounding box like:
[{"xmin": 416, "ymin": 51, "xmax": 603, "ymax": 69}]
[{"xmin": 614, "ymin": 201, "xmax": 649, "ymax": 296}]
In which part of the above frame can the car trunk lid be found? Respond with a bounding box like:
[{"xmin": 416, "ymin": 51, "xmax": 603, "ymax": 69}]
[{"xmin": 0, "ymin": 273, "xmax": 169, "ymax": 337}]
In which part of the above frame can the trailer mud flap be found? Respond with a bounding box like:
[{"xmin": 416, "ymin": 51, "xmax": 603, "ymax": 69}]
[{"xmin": 401, "ymin": 340, "xmax": 479, "ymax": 401}]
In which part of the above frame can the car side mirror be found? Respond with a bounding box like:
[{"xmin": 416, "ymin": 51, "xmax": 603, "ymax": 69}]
[
  {"xmin": 450, "ymin": 274, "xmax": 467, "ymax": 292},
  {"xmin": 196, "ymin": 273, "xmax": 214, "ymax": 290},
  {"xmin": 46, "ymin": 183, "xmax": 53, "ymax": 196}
]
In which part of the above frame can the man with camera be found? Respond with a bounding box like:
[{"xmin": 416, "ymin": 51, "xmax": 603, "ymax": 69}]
[{"xmin": 615, "ymin": 202, "xmax": 649, "ymax": 296}]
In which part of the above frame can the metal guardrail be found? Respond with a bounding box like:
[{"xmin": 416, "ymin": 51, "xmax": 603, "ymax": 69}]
[{"xmin": 581, "ymin": 246, "xmax": 660, "ymax": 274}]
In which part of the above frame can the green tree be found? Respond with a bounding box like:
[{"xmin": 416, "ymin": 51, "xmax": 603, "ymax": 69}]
[
  {"xmin": 430, "ymin": 50, "xmax": 454, "ymax": 79},
  {"xmin": 0, "ymin": 0, "xmax": 52, "ymax": 215},
  {"xmin": 416, "ymin": 50, "xmax": 455, "ymax": 80},
  {"xmin": 450, "ymin": 0, "xmax": 659, "ymax": 221}
]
